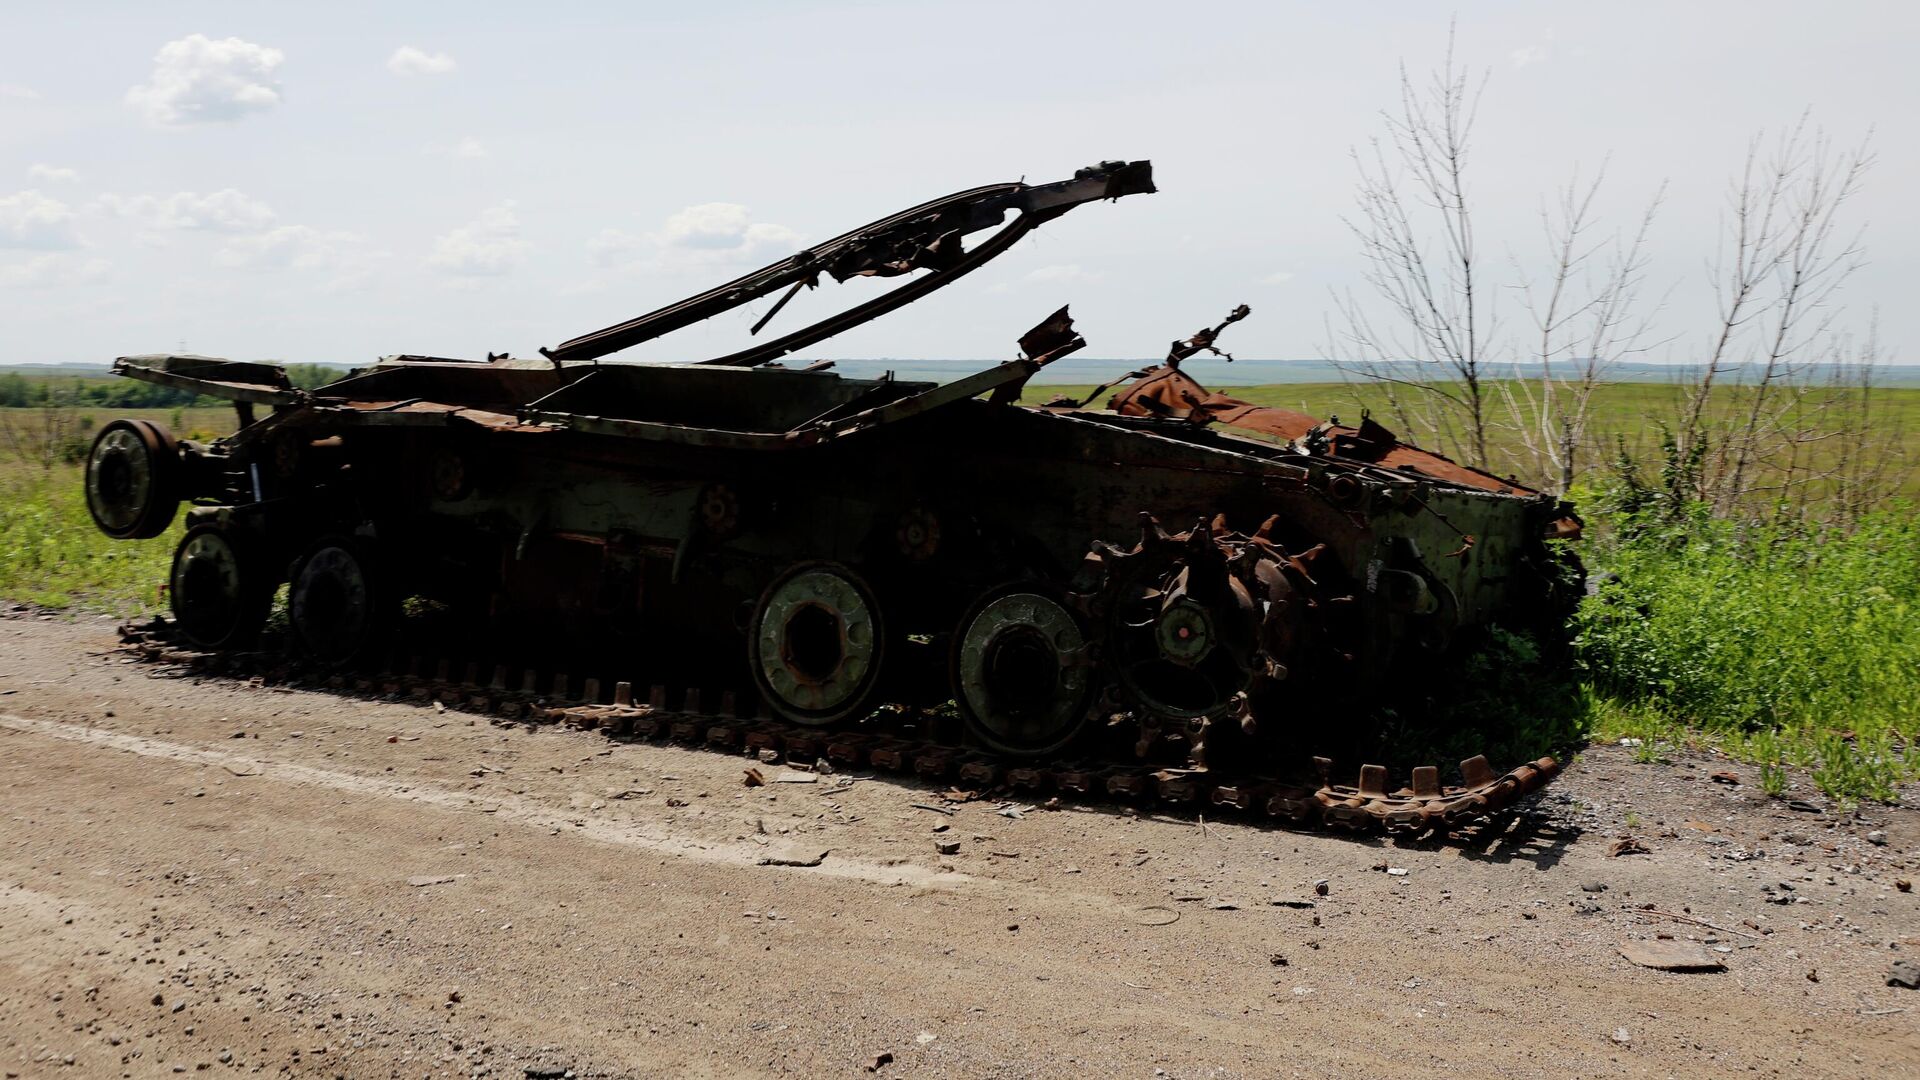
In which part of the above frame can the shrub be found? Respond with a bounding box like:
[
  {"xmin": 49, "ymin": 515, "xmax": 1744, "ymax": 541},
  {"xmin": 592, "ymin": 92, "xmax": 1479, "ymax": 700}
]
[{"xmin": 1577, "ymin": 506, "xmax": 1920, "ymax": 802}]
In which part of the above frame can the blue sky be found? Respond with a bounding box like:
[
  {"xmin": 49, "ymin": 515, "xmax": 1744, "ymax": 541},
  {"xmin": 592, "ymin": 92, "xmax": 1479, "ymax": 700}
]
[{"xmin": 1, "ymin": 1, "xmax": 1914, "ymax": 366}]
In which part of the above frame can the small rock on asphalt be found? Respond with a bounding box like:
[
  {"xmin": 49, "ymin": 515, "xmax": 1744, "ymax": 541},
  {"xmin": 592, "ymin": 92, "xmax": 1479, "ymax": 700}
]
[{"xmin": 1619, "ymin": 939, "xmax": 1726, "ymax": 972}]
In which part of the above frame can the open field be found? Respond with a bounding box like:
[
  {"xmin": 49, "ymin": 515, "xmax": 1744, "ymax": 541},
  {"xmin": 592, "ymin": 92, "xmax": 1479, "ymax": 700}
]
[
  {"xmin": 1044, "ymin": 380, "xmax": 1920, "ymax": 503},
  {"xmin": 0, "ymin": 407, "xmax": 233, "ymax": 610}
]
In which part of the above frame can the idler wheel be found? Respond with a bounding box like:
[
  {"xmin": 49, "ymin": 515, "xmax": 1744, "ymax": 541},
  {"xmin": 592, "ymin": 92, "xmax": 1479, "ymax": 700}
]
[
  {"xmin": 289, "ymin": 535, "xmax": 393, "ymax": 666},
  {"xmin": 84, "ymin": 419, "xmax": 180, "ymax": 540},
  {"xmin": 168, "ymin": 525, "xmax": 272, "ymax": 649},
  {"xmin": 951, "ymin": 586, "xmax": 1094, "ymax": 756},
  {"xmin": 749, "ymin": 562, "xmax": 885, "ymax": 726}
]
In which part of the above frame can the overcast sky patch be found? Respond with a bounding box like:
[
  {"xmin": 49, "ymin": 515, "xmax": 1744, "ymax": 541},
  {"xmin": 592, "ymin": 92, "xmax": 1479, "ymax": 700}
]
[
  {"xmin": 428, "ymin": 203, "xmax": 527, "ymax": 276},
  {"xmin": 95, "ymin": 190, "xmax": 278, "ymax": 234},
  {"xmin": 0, "ymin": 253, "xmax": 110, "ymax": 289},
  {"xmin": 388, "ymin": 46, "xmax": 457, "ymax": 76},
  {"xmin": 27, "ymin": 164, "xmax": 79, "ymax": 184},
  {"xmin": 424, "ymin": 136, "xmax": 488, "ymax": 160},
  {"xmin": 0, "ymin": 190, "xmax": 82, "ymax": 250}
]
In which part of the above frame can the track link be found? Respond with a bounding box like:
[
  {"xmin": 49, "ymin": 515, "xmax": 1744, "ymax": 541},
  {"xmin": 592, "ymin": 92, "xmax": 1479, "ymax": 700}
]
[{"xmin": 118, "ymin": 624, "xmax": 1563, "ymax": 836}]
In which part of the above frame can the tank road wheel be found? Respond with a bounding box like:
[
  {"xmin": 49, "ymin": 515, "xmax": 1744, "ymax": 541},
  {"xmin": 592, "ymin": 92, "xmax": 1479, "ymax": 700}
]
[
  {"xmin": 289, "ymin": 536, "xmax": 393, "ymax": 667},
  {"xmin": 168, "ymin": 525, "xmax": 272, "ymax": 649},
  {"xmin": 84, "ymin": 419, "xmax": 180, "ymax": 540},
  {"xmin": 749, "ymin": 562, "xmax": 886, "ymax": 726},
  {"xmin": 951, "ymin": 586, "xmax": 1095, "ymax": 757}
]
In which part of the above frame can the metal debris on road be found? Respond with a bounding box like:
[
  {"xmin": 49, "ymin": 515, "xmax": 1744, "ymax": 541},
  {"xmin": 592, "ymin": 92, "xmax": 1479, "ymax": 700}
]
[
  {"xmin": 1631, "ymin": 908, "xmax": 1760, "ymax": 939},
  {"xmin": 756, "ymin": 850, "xmax": 828, "ymax": 868}
]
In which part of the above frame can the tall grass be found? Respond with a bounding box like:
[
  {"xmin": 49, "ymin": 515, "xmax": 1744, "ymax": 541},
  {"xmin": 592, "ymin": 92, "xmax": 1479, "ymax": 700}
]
[
  {"xmin": 1577, "ymin": 508, "xmax": 1920, "ymax": 802},
  {"xmin": 0, "ymin": 406, "xmax": 226, "ymax": 612},
  {"xmin": 0, "ymin": 461, "xmax": 179, "ymax": 611}
]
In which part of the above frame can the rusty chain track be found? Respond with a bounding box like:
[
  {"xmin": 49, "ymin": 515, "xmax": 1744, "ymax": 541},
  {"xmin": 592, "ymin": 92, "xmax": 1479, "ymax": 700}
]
[{"xmin": 117, "ymin": 623, "xmax": 1561, "ymax": 836}]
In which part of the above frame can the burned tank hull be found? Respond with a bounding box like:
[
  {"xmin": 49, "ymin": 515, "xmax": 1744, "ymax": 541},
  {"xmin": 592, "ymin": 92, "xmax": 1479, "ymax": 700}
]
[{"xmin": 83, "ymin": 161, "xmax": 1576, "ymax": 830}]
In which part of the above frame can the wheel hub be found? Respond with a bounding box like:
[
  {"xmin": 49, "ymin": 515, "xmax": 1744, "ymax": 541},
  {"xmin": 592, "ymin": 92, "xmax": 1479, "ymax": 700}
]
[
  {"xmin": 1097, "ymin": 518, "xmax": 1263, "ymax": 721},
  {"xmin": 171, "ymin": 531, "xmax": 244, "ymax": 644},
  {"xmin": 292, "ymin": 545, "xmax": 373, "ymax": 662},
  {"xmin": 954, "ymin": 590, "xmax": 1091, "ymax": 754},
  {"xmin": 85, "ymin": 426, "xmax": 153, "ymax": 534},
  {"xmin": 752, "ymin": 566, "xmax": 879, "ymax": 722},
  {"xmin": 1155, "ymin": 599, "xmax": 1215, "ymax": 666}
]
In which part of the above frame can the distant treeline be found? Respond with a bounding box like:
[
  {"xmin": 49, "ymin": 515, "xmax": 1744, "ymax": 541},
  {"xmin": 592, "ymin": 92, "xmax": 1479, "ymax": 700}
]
[{"xmin": 0, "ymin": 364, "xmax": 349, "ymax": 408}]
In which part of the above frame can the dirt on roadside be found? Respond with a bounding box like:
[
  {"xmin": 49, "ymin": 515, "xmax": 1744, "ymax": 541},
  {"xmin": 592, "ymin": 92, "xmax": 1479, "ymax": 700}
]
[{"xmin": 1, "ymin": 611, "xmax": 1915, "ymax": 1079}]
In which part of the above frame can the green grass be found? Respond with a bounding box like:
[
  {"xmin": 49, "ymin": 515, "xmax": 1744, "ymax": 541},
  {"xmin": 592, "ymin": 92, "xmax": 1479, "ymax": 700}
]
[
  {"xmin": 1576, "ymin": 510, "xmax": 1920, "ymax": 804},
  {"xmin": 0, "ymin": 461, "xmax": 177, "ymax": 611},
  {"xmin": 0, "ymin": 406, "xmax": 233, "ymax": 611}
]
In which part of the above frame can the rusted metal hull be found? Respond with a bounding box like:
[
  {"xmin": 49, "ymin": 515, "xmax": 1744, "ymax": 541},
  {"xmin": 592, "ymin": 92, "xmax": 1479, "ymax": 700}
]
[{"xmin": 82, "ymin": 162, "xmax": 1581, "ymax": 830}]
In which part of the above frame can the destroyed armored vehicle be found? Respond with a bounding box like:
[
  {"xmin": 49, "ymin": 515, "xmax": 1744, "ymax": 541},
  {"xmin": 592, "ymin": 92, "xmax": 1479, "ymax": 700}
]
[{"xmin": 85, "ymin": 160, "xmax": 1575, "ymax": 828}]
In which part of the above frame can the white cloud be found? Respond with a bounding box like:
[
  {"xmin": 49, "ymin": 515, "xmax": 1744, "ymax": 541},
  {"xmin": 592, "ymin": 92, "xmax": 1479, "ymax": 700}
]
[
  {"xmin": 1025, "ymin": 264, "xmax": 1101, "ymax": 284},
  {"xmin": 27, "ymin": 163, "xmax": 79, "ymax": 184},
  {"xmin": 428, "ymin": 203, "xmax": 527, "ymax": 275},
  {"xmin": 0, "ymin": 253, "xmax": 110, "ymax": 288},
  {"xmin": 424, "ymin": 136, "xmax": 488, "ymax": 160},
  {"xmin": 215, "ymin": 225, "xmax": 385, "ymax": 291},
  {"xmin": 586, "ymin": 227, "xmax": 645, "ymax": 267},
  {"xmin": 215, "ymin": 225, "xmax": 356, "ymax": 269},
  {"xmin": 661, "ymin": 202, "xmax": 801, "ymax": 253},
  {"xmin": 0, "ymin": 84, "xmax": 39, "ymax": 100},
  {"xmin": 388, "ymin": 46, "xmax": 457, "ymax": 76},
  {"xmin": 96, "ymin": 189, "xmax": 278, "ymax": 233},
  {"xmin": 592, "ymin": 202, "xmax": 802, "ymax": 269},
  {"xmin": 0, "ymin": 190, "xmax": 81, "ymax": 249},
  {"xmin": 126, "ymin": 34, "xmax": 284, "ymax": 126},
  {"xmin": 1511, "ymin": 29, "xmax": 1556, "ymax": 68},
  {"xmin": 1260, "ymin": 271, "xmax": 1295, "ymax": 285}
]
